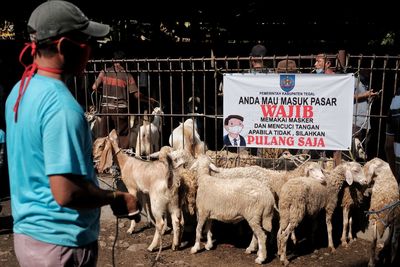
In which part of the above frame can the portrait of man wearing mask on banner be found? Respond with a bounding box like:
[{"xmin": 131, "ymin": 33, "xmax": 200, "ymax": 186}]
[{"xmin": 223, "ymin": 114, "xmax": 246, "ymax": 147}]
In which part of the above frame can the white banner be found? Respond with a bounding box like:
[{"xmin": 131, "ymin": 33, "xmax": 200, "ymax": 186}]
[{"xmin": 223, "ymin": 73, "xmax": 354, "ymax": 150}]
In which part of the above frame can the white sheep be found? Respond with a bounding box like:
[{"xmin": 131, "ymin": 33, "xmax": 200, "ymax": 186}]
[
  {"xmin": 189, "ymin": 154, "xmax": 276, "ymax": 264},
  {"xmin": 277, "ymin": 161, "xmax": 368, "ymax": 266},
  {"xmin": 169, "ymin": 118, "xmax": 205, "ymax": 157},
  {"xmin": 208, "ymin": 161, "xmax": 326, "ymax": 245},
  {"xmin": 363, "ymin": 157, "xmax": 400, "ymax": 267},
  {"xmin": 210, "ymin": 161, "xmax": 326, "ymax": 204},
  {"xmin": 136, "ymin": 107, "xmax": 163, "ymax": 157},
  {"xmin": 97, "ymin": 129, "xmax": 184, "ymax": 251}
]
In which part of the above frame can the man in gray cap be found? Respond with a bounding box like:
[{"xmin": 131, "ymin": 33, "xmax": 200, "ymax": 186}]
[{"xmin": 5, "ymin": 1, "xmax": 139, "ymax": 266}]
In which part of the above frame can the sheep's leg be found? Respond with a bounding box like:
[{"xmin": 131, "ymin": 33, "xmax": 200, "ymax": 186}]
[
  {"xmin": 245, "ymin": 234, "xmax": 258, "ymax": 254},
  {"xmin": 248, "ymin": 219, "xmax": 267, "ymax": 265},
  {"xmin": 144, "ymin": 203, "xmax": 153, "ymax": 227},
  {"xmin": 368, "ymin": 222, "xmax": 378, "ymax": 267},
  {"xmin": 348, "ymin": 216, "xmax": 354, "ymax": 242},
  {"xmin": 276, "ymin": 227, "xmax": 282, "ymax": 257},
  {"xmin": 191, "ymin": 214, "xmax": 207, "ymax": 254},
  {"xmin": 170, "ymin": 208, "xmax": 182, "ymax": 251},
  {"xmin": 290, "ymin": 231, "xmax": 297, "ymax": 245},
  {"xmin": 204, "ymin": 220, "xmax": 213, "ymax": 250},
  {"xmin": 147, "ymin": 198, "xmax": 166, "ymax": 252},
  {"xmin": 147, "ymin": 216, "xmax": 165, "ymax": 252},
  {"xmin": 325, "ymin": 212, "xmax": 336, "ymax": 252},
  {"xmin": 127, "ymin": 220, "xmax": 137, "ymax": 234},
  {"xmin": 279, "ymin": 223, "xmax": 293, "ymax": 266},
  {"xmin": 341, "ymin": 206, "xmax": 350, "ymax": 247}
]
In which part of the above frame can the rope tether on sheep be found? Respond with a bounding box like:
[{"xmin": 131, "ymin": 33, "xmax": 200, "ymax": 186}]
[{"xmin": 365, "ymin": 200, "xmax": 400, "ymax": 227}]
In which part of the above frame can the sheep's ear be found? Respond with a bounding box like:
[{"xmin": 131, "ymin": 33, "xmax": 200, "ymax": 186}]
[
  {"xmin": 367, "ymin": 164, "xmax": 376, "ymax": 180},
  {"xmin": 109, "ymin": 129, "xmax": 118, "ymax": 141},
  {"xmin": 149, "ymin": 151, "xmax": 160, "ymax": 159},
  {"xmin": 209, "ymin": 162, "xmax": 219, "ymax": 172},
  {"xmin": 345, "ymin": 169, "xmax": 354, "ymax": 185},
  {"xmin": 98, "ymin": 141, "xmax": 112, "ymax": 173},
  {"xmin": 170, "ymin": 154, "xmax": 185, "ymax": 169},
  {"xmin": 304, "ymin": 165, "xmax": 311, "ymax": 176}
]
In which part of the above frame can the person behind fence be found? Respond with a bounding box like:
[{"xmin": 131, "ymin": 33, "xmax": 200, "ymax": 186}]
[
  {"xmin": 92, "ymin": 50, "xmax": 157, "ymax": 148},
  {"xmin": 5, "ymin": 1, "xmax": 140, "ymax": 266},
  {"xmin": 249, "ymin": 44, "xmax": 268, "ymax": 73},
  {"xmin": 353, "ymin": 70, "xmax": 380, "ymax": 161},
  {"xmin": 314, "ymin": 53, "xmax": 335, "ymax": 74},
  {"xmin": 385, "ymin": 88, "xmax": 400, "ymax": 185},
  {"xmin": 301, "ymin": 53, "xmax": 337, "ymax": 160}
]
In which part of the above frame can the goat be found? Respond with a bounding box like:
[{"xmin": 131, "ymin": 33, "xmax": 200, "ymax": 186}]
[
  {"xmin": 169, "ymin": 118, "xmax": 205, "ymax": 157},
  {"xmin": 136, "ymin": 107, "xmax": 163, "ymax": 157},
  {"xmin": 97, "ymin": 129, "xmax": 184, "ymax": 251}
]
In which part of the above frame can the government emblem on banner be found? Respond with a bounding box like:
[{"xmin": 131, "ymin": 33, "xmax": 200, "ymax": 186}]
[{"xmin": 280, "ymin": 75, "xmax": 295, "ymax": 92}]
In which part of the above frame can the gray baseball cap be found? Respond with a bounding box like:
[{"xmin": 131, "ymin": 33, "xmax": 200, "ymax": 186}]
[{"xmin": 28, "ymin": 0, "xmax": 110, "ymax": 42}]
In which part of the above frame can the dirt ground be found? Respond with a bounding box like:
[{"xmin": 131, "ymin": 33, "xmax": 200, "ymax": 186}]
[
  {"xmin": 0, "ymin": 193, "xmax": 382, "ymax": 267},
  {"xmin": 1, "ymin": 173, "xmax": 397, "ymax": 267}
]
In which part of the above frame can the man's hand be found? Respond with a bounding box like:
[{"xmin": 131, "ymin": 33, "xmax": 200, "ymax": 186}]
[
  {"xmin": 365, "ymin": 89, "xmax": 380, "ymax": 98},
  {"xmin": 110, "ymin": 191, "xmax": 141, "ymax": 222},
  {"xmin": 149, "ymin": 97, "xmax": 158, "ymax": 105}
]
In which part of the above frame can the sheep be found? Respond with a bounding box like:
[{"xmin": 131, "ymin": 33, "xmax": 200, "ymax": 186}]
[
  {"xmin": 363, "ymin": 157, "xmax": 400, "ymax": 267},
  {"xmin": 97, "ymin": 129, "xmax": 184, "ymax": 251},
  {"xmin": 206, "ymin": 161, "xmax": 325, "ymax": 250},
  {"xmin": 277, "ymin": 161, "xmax": 368, "ymax": 266},
  {"xmin": 169, "ymin": 118, "xmax": 205, "ymax": 157},
  {"xmin": 210, "ymin": 161, "xmax": 326, "ymax": 204},
  {"xmin": 338, "ymin": 182, "xmax": 368, "ymax": 247},
  {"xmin": 189, "ymin": 154, "xmax": 276, "ymax": 264},
  {"xmin": 135, "ymin": 107, "xmax": 163, "ymax": 157}
]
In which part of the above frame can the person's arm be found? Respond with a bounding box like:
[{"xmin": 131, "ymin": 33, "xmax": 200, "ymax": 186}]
[
  {"xmin": 132, "ymin": 91, "xmax": 157, "ymax": 105},
  {"xmin": 49, "ymin": 174, "xmax": 138, "ymax": 216},
  {"xmin": 354, "ymin": 89, "xmax": 379, "ymax": 101},
  {"xmin": 92, "ymin": 70, "xmax": 105, "ymax": 91}
]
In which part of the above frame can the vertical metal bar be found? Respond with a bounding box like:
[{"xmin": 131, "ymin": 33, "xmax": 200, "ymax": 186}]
[
  {"xmin": 377, "ymin": 55, "xmax": 388, "ymax": 158},
  {"xmin": 168, "ymin": 59, "xmax": 174, "ymax": 147}
]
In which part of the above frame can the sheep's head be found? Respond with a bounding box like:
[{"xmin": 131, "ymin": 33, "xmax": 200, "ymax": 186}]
[
  {"xmin": 363, "ymin": 157, "xmax": 389, "ymax": 182},
  {"xmin": 152, "ymin": 107, "xmax": 163, "ymax": 115},
  {"xmin": 190, "ymin": 154, "xmax": 218, "ymax": 174},
  {"xmin": 342, "ymin": 161, "xmax": 368, "ymax": 186},
  {"xmin": 97, "ymin": 138, "xmax": 114, "ymax": 173},
  {"xmin": 93, "ymin": 137, "xmax": 107, "ymax": 163},
  {"xmin": 303, "ymin": 162, "xmax": 326, "ymax": 184},
  {"xmin": 149, "ymin": 146, "xmax": 186, "ymax": 169}
]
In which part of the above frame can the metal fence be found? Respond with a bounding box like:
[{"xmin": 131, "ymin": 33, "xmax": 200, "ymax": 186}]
[{"xmin": 73, "ymin": 53, "xmax": 400, "ymax": 165}]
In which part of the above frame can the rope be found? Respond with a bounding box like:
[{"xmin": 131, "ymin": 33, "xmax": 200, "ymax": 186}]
[
  {"xmin": 280, "ymin": 152, "xmax": 311, "ymax": 167},
  {"xmin": 365, "ymin": 200, "xmax": 400, "ymax": 215},
  {"xmin": 111, "ymin": 177, "xmax": 119, "ymax": 267},
  {"xmin": 112, "ymin": 216, "xmax": 119, "ymax": 267},
  {"xmin": 364, "ymin": 200, "xmax": 400, "ymax": 228},
  {"xmin": 150, "ymin": 235, "xmax": 163, "ymax": 267}
]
